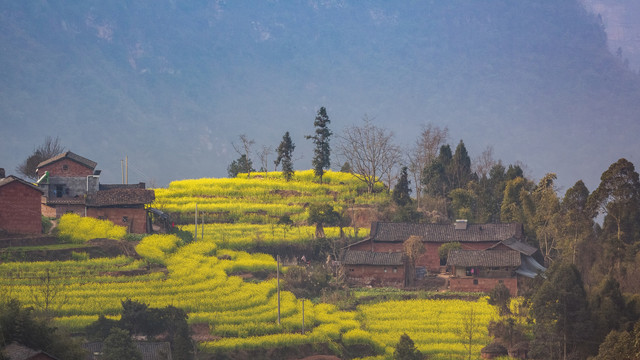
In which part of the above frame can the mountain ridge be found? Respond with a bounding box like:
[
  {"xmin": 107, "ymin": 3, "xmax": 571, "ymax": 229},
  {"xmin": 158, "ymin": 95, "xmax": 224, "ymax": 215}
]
[{"xmin": 1, "ymin": 1, "xmax": 639, "ymax": 191}]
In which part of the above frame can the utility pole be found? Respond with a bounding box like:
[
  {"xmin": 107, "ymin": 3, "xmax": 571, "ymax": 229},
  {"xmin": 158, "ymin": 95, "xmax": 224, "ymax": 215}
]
[
  {"xmin": 302, "ymin": 299, "xmax": 305, "ymax": 334},
  {"xmin": 194, "ymin": 203, "xmax": 198, "ymax": 240}
]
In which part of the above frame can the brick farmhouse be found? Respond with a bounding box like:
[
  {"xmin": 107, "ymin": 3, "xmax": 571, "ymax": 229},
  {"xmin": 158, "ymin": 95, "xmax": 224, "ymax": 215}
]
[
  {"xmin": 0, "ymin": 169, "xmax": 44, "ymax": 235},
  {"xmin": 343, "ymin": 221, "xmax": 545, "ymax": 294},
  {"xmin": 36, "ymin": 151, "xmax": 155, "ymax": 234}
]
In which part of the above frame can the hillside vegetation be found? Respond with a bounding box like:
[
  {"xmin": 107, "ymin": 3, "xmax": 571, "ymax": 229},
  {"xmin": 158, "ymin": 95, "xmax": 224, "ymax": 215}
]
[{"xmin": 0, "ymin": 171, "xmax": 503, "ymax": 360}]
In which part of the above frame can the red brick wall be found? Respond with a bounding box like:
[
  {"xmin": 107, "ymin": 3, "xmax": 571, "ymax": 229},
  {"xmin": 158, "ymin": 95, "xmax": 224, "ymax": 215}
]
[
  {"xmin": 449, "ymin": 277, "xmax": 518, "ymax": 296},
  {"xmin": 86, "ymin": 207, "xmax": 148, "ymax": 234},
  {"xmin": 0, "ymin": 182, "xmax": 42, "ymax": 234},
  {"xmin": 345, "ymin": 264, "xmax": 405, "ymax": 287},
  {"xmin": 38, "ymin": 158, "xmax": 93, "ymax": 177}
]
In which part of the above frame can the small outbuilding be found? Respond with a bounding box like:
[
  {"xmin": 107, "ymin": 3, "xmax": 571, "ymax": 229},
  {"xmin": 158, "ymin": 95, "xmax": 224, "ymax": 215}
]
[
  {"xmin": 343, "ymin": 250, "xmax": 405, "ymax": 287},
  {"xmin": 0, "ymin": 170, "xmax": 44, "ymax": 235}
]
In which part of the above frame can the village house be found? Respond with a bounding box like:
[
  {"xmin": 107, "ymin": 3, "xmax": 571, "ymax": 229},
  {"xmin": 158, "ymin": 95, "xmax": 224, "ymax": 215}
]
[
  {"xmin": 343, "ymin": 220, "xmax": 545, "ymax": 293},
  {"xmin": 36, "ymin": 151, "xmax": 155, "ymax": 233},
  {"xmin": 0, "ymin": 168, "xmax": 44, "ymax": 235},
  {"xmin": 342, "ymin": 250, "xmax": 405, "ymax": 287}
]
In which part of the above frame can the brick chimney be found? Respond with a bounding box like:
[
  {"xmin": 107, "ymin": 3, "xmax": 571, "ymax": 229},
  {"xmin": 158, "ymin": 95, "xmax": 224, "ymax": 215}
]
[{"xmin": 0, "ymin": 168, "xmax": 5, "ymax": 179}]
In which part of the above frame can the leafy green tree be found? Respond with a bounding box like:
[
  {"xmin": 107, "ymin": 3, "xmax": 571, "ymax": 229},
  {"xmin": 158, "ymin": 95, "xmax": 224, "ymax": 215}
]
[
  {"xmin": 438, "ymin": 242, "xmax": 461, "ymax": 266},
  {"xmin": 306, "ymin": 107, "xmax": 332, "ymax": 183},
  {"xmin": 593, "ymin": 329, "xmax": 635, "ymax": 360},
  {"xmin": 423, "ymin": 144, "xmax": 452, "ymax": 197},
  {"xmin": 274, "ymin": 131, "xmax": 296, "ymax": 181},
  {"xmin": 588, "ymin": 158, "xmax": 640, "ymax": 270},
  {"xmin": 308, "ymin": 203, "xmax": 342, "ymax": 238},
  {"xmin": 422, "ymin": 144, "xmax": 453, "ymax": 216},
  {"xmin": 531, "ymin": 173, "xmax": 561, "ymax": 266},
  {"xmin": 227, "ymin": 154, "xmax": 255, "ymax": 178},
  {"xmin": 500, "ymin": 176, "xmax": 535, "ymax": 240},
  {"xmin": 591, "ymin": 276, "xmax": 631, "ymax": 341},
  {"xmin": 393, "ymin": 333, "xmax": 424, "ymax": 360},
  {"xmin": 449, "ymin": 188, "xmax": 478, "ymax": 222},
  {"xmin": 488, "ymin": 282, "xmax": 511, "ymax": 316},
  {"xmin": 557, "ymin": 180, "xmax": 593, "ymax": 265},
  {"xmin": 16, "ymin": 136, "xmax": 65, "ymax": 180},
  {"xmin": 393, "ymin": 166, "xmax": 412, "ymax": 207},
  {"xmin": 103, "ymin": 327, "xmax": 142, "ymax": 360},
  {"xmin": 0, "ymin": 299, "xmax": 85, "ymax": 360},
  {"xmin": 530, "ymin": 263, "xmax": 594, "ymax": 359}
]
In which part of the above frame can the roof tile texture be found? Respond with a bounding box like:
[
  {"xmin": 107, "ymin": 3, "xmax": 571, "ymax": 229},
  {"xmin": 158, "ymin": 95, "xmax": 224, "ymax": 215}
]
[
  {"xmin": 343, "ymin": 250, "xmax": 404, "ymax": 266},
  {"xmin": 370, "ymin": 222, "xmax": 523, "ymax": 243},
  {"xmin": 446, "ymin": 249, "xmax": 521, "ymax": 267}
]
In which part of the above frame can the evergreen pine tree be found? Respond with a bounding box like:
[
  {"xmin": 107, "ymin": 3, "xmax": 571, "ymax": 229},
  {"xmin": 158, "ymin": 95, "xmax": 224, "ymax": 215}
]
[
  {"xmin": 393, "ymin": 166, "xmax": 412, "ymax": 206},
  {"xmin": 275, "ymin": 131, "xmax": 296, "ymax": 181},
  {"xmin": 305, "ymin": 107, "xmax": 332, "ymax": 183},
  {"xmin": 393, "ymin": 333, "xmax": 424, "ymax": 360}
]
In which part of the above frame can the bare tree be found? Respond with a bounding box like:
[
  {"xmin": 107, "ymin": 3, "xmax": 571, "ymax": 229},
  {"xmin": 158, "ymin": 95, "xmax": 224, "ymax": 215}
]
[
  {"xmin": 403, "ymin": 235, "xmax": 425, "ymax": 287},
  {"xmin": 336, "ymin": 117, "xmax": 401, "ymax": 193},
  {"xmin": 407, "ymin": 124, "xmax": 448, "ymax": 208},
  {"xmin": 473, "ymin": 145, "xmax": 497, "ymax": 179},
  {"xmin": 16, "ymin": 136, "xmax": 65, "ymax": 180},
  {"xmin": 29, "ymin": 268, "xmax": 67, "ymax": 318},
  {"xmin": 257, "ymin": 145, "xmax": 273, "ymax": 176},
  {"xmin": 232, "ymin": 134, "xmax": 255, "ymax": 178}
]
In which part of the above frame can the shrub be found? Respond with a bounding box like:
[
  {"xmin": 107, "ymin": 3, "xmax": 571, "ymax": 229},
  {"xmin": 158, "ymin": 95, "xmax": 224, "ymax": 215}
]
[{"xmin": 57, "ymin": 213, "xmax": 126, "ymax": 243}]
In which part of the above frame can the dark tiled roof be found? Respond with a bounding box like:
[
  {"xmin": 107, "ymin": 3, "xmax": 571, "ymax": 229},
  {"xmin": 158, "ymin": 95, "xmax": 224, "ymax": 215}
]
[
  {"xmin": 99, "ymin": 182, "xmax": 146, "ymax": 190},
  {"xmin": 86, "ymin": 188, "xmax": 155, "ymax": 207},
  {"xmin": 0, "ymin": 176, "xmax": 43, "ymax": 193},
  {"xmin": 43, "ymin": 197, "xmax": 85, "ymax": 205},
  {"xmin": 490, "ymin": 238, "xmax": 538, "ymax": 256},
  {"xmin": 83, "ymin": 342, "xmax": 172, "ymax": 360},
  {"xmin": 369, "ymin": 222, "xmax": 523, "ymax": 243},
  {"xmin": 446, "ymin": 249, "xmax": 521, "ymax": 267},
  {"xmin": 2, "ymin": 342, "xmax": 59, "ymax": 360},
  {"xmin": 37, "ymin": 151, "xmax": 97, "ymax": 170},
  {"xmin": 343, "ymin": 250, "xmax": 404, "ymax": 266}
]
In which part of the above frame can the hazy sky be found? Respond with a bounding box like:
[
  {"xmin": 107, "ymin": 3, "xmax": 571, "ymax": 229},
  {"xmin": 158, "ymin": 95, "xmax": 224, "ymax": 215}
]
[{"xmin": 1, "ymin": 1, "xmax": 639, "ymax": 195}]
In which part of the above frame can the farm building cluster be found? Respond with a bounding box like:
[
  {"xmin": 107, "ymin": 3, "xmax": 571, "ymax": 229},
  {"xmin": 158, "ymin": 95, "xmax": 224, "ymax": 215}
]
[
  {"xmin": 343, "ymin": 220, "xmax": 546, "ymax": 295},
  {"xmin": 0, "ymin": 151, "xmax": 155, "ymax": 235},
  {"xmin": 1, "ymin": 152, "xmax": 545, "ymax": 294}
]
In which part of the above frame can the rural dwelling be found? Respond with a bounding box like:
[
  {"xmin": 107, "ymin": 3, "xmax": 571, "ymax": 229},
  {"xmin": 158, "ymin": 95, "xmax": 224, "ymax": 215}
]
[
  {"xmin": 36, "ymin": 152, "xmax": 155, "ymax": 233},
  {"xmin": 347, "ymin": 220, "xmax": 527, "ymax": 273},
  {"xmin": 2, "ymin": 342, "xmax": 60, "ymax": 360},
  {"xmin": 0, "ymin": 169, "xmax": 44, "ymax": 235},
  {"xmin": 446, "ymin": 237, "xmax": 546, "ymax": 295},
  {"xmin": 342, "ymin": 250, "xmax": 405, "ymax": 287},
  {"xmin": 344, "ymin": 221, "xmax": 545, "ymax": 293},
  {"xmin": 446, "ymin": 250, "xmax": 521, "ymax": 295}
]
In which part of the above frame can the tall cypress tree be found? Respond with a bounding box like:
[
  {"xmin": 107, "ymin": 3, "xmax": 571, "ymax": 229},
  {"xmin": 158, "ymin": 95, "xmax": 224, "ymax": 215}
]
[
  {"xmin": 305, "ymin": 107, "xmax": 332, "ymax": 183},
  {"xmin": 275, "ymin": 131, "xmax": 296, "ymax": 181},
  {"xmin": 393, "ymin": 166, "xmax": 412, "ymax": 207}
]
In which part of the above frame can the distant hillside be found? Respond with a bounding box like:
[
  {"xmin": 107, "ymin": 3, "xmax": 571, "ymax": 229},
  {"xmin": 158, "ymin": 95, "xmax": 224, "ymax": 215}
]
[{"xmin": 1, "ymin": 1, "xmax": 639, "ymax": 190}]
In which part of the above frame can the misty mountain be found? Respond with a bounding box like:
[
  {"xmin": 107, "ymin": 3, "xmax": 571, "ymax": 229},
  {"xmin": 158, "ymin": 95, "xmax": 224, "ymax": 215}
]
[{"xmin": 1, "ymin": 1, "xmax": 639, "ymax": 190}]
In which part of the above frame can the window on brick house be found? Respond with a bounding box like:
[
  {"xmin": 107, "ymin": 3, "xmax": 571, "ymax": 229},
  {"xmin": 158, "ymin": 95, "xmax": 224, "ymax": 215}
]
[
  {"xmin": 55, "ymin": 185, "xmax": 63, "ymax": 198},
  {"xmin": 122, "ymin": 216, "xmax": 128, "ymax": 223},
  {"xmin": 393, "ymin": 267, "xmax": 398, "ymax": 273},
  {"xmin": 62, "ymin": 164, "xmax": 68, "ymax": 171},
  {"xmin": 473, "ymin": 279, "xmax": 478, "ymax": 285}
]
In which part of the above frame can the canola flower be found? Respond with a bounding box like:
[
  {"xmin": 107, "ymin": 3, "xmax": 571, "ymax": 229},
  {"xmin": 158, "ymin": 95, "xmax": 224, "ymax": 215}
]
[{"xmin": 57, "ymin": 213, "xmax": 126, "ymax": 243}]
